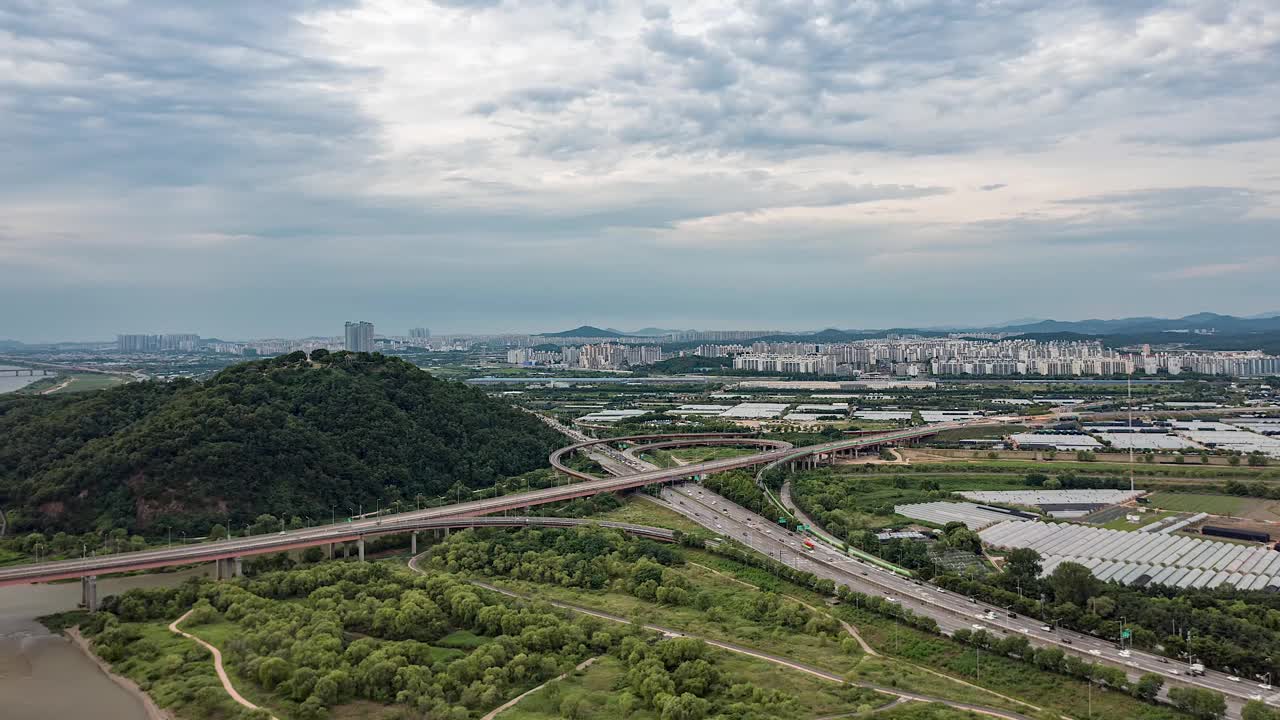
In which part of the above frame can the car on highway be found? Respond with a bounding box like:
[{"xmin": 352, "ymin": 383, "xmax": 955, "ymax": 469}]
[
  {"xmin": 1230, "ymin": 676, "xmax": 1242, "ymax": 683},
  {"xmin": 1040, "ymin": 625, "xmax": 1052, "ymax": 632}
]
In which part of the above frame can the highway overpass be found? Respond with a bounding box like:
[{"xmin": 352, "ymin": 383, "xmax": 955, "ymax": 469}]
[{"xmin": 0, "ymin": 424, "xmax": 961, "ymax": 591}]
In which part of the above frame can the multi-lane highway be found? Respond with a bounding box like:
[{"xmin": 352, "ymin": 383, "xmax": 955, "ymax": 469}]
[
  {"xmin": 656, "ymin": 482, "xmax": 1271, "ymax": 712},
  {"xmin": 0, "ymin": 424, "xmax": 960, "ymax": 586},
  {"xmin": 6, "ymin": 411, "xmax": 1268, "ymax": 711},
  {"xmin": 0, "ymin": 516, "xmax": 674, "ymax": 586}
]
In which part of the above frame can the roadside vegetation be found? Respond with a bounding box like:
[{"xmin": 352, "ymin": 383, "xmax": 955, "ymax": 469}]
[{"xmin": 63, "ymin": 531, "xmax": 896, "ymax": 720}]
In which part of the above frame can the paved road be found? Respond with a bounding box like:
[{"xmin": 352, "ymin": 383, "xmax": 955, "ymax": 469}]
[
  {"xmin": 0, "ymin": 517, "xmax": 674, "ymax": 586},
  {"xmin": 658, "ymin": 483, "xmax": 1265, "ymax": 715},
  {"xmin": 1, "ymin": 424, "xmax": 965, "ymax": 587},
  {"xmin": 545, "ymin": 415, "xmax": 1270, "ymax": 712}
]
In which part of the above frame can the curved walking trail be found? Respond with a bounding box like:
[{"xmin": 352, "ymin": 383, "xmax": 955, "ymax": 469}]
[
  {"xmin": 168, "ymin": 609, "xmax": 278, "ymax": 719},
  {"xmin": 688, "ymin": 560, "xmax": 880, "ymax": 657},
  {"xmin": 66, "ymin": 626, "xmax": 172, "ymax": 720},
  {"xmin": 408, "ymin": 553, "xmax": 1034, "ymax": 720},
  {"xmin": 479, "ymin": 656, "xmax": 598, "ymax": 720}
]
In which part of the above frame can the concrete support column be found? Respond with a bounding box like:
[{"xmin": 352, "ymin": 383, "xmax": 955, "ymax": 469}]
[
  {"xmin": 327, "ymin": 543, "xmax": 334, "ymax": 560},
  {"xmin": 357, "ymin": 536, "xmax": 365, "ymax": 562},
  {"xmin": 81, "ymin": 575, "xmax": 99, "ymax": 612},
  {"xmin": 214, "ymin": 557, "xmax": 243, "ymax": 580},
  {"xmin": 343, "ymin": 542, "xmax": 350, "ymax": 559},
  {"xmin": 410, "ymin": 531, "xmax": 418, "ymax": 555}
]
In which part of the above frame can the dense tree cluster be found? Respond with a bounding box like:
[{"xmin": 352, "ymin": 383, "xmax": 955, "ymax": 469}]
[
  {"xmin": 0, "ymin": 352, "xmax": 563, "ymax": 534},
  {"xmin": 81, "ymin": 531, "xmax": 872, "ymax": 720},
  {"xmin": 699, "ymin": 471, "xmax": 771, "ymax": 516},
  {"xmin": 939, "ymin": 553, "xmax": 1280, "ymax": 680},
  {"xmin": 429, "ymin": 525, "xmax": 685, "ymax": 593},
  {"xmin": 90, "ymin": 562, "xmax": 618, "ymax": 719},
  {"xmin": 616, "ymin": 635, "xmax": 802, "ymax": 720}
]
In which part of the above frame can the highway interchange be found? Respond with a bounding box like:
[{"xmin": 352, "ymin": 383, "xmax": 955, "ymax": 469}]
[
  {"xmin": 2, "ymin": 411, "xmax": 1274, "ymax": 714},
  {"xmin": 588, "ymin": 427, "xmax": 1272, "ymax": 714}
]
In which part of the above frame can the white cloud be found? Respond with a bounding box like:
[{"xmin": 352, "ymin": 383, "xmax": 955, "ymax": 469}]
[{"xmin": 1, "ymin": 0, "xmax": 1279, "ymax": 337}]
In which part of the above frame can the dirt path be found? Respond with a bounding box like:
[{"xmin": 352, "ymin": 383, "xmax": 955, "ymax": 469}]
[
  {"xmin": 168, "ymin": 610, "xmax": 278, "ymax": 719},
  {"xmin": 480, "ymin": 656, "xmax": 598, "ymax": 720},
  {"xmin": 66, "ymin": 627, "xmax": 173, "ymax": 720},
  {"xmin": 410, "ymin": 553, "xmax": 1036, "ymax": 720},
  {"xmin": 816, "ymin": 696, "xmax": 910, "ymax": 718},
  {"xmin": 688, "ymin": 560, "xmax": 880, "ymax": 657},
  {"xmin": 39, "ymin": 377, "xmax": 73, "ymax": 394}
]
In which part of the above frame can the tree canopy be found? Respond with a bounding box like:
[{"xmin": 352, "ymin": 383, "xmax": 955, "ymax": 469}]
[{"xmin": 0, "ymin": 352, "xmax": 563, "ymax": 534}]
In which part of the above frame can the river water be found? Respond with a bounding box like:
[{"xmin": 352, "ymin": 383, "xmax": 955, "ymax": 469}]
[
  {"xmin": 0, "ymin": 366, "xmax": 44, "ymax": 394},
  {"xmin": 0, "ymin": 568, "xmax": 209, "ymax": 720}
]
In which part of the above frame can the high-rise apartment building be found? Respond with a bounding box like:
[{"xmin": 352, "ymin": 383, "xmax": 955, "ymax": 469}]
[
  {"xmin": 344, "ymin": 321, "xmax": 375, "ymax": 352},
  {"xmin": 117, "ymin": 333, "xmax": 200, "ymax": 352},
  {"xmin": 409, "ymin": 327, "xmax": 431, "ymax": 339}
]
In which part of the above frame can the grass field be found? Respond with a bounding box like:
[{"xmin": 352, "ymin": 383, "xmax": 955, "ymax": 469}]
[
  {"xmin": 477, "ymin": 564, "xmax": 866, "ymax": 678},
  {"xmin": 667, "ymin": 446, "xmax": 762, "ymax": 463},
  {"xmin": 596, "ymin": 496, "xmax": 707, "ymax": 534},
  {"xmin": 1098, "ymin": 510, "xmax": 1177, "ymax": 531},
  {"xmin": 478, "ymin": 543, "xmax": 1187, "ymax": 720},
  {"xmin": 18, "ymin": 373, "xmax": 129, "ymax": 394},
  {"xmin": 1146, "ymin": 491, "xmax": 1254, "ymax": 517},
  {"xmin": 502, "ymin": 653, "xmax": 888, "ymax": 720},
  {"xmin": 79, "ymin": 620, "xmax": 247, "ymax": 719}
]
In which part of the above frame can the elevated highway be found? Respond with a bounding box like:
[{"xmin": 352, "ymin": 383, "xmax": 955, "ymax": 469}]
[
  {"xmin": 0, "ymin": 424, "xmax": 963, "ymax": 589},
  {"xmin": 0, "ymin": 516, "xmax": 675, "ymax": 588}
]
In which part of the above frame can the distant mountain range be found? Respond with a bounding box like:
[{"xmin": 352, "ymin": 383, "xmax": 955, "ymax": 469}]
[
  {"xmin": 621, "ymin": 327, "xmax": 684, "ymax": 336},
  {"xmin": 540, "ymin": 313, "xmax": 1280, "ymax": 348},
  {"xmin": 537, "ymin": 325, "xmax": 628, "ymax": 338},
  {"xmin": 988, "ymin": 313, "xmax": 1280, "ymax": 336}
]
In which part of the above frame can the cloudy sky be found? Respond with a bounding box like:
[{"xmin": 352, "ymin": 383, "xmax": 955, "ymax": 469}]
[{"xmin": 2, "ymin": 0, "xmax": 1278, "ymax": 340}]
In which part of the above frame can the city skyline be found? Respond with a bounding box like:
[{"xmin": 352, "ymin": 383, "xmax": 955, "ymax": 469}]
[
  {"xmin": 7, "ymin": 308, "xmax": 1280, "ymax": 345},
  {"xmin": 2, "ymin": 1, "xmax": 1278, "ymax": 341}
]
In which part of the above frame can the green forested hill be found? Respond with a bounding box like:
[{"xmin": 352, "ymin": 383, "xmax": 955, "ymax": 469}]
[{"xmin": 0, "ymin": 351, "xmax": 562, "ymax": 534}]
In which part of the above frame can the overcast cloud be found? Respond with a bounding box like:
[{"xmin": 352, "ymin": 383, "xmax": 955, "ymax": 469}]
[{"xmin": 1, "ymin": 0, "xmax": 1278, "ymax": 340}]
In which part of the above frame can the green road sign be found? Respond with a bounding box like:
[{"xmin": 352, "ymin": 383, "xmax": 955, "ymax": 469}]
[
  {"xmin": 1121, "ymin": 629, "xmax": 1131, "ymax": 639},
  {"xmin": 778, "ymin": 517, "xmax": 787, "ymax": 524}
]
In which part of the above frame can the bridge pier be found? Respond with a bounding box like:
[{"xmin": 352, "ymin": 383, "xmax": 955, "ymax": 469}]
[
  {"xmin": 357, "ymin": 537, "xmax": 365, "ymax": 562},
  {"xmin": 81, "ymin": 575, "xmax": 99, "ymax": 612},
  {"xmin": 410, "ymin": 531, "xmax": 417, "ymax": 555},
  {"xmin": 214, "ymin": 557, "xmax": 243, "ymax": 580},
  {"xmin": 327, "ymin": 542, "xmax": 334, "ymax": 559}
]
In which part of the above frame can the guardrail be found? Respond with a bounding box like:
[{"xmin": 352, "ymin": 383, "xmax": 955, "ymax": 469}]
[{"xmin": 0, "ymin": 516, "xmax": 675, "ymax": 587}]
